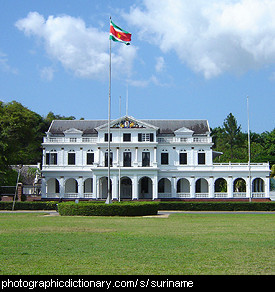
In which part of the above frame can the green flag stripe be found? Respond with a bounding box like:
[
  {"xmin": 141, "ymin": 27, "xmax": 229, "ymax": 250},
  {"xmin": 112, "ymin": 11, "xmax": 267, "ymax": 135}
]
[{"xmin": 110, "ymin": 20, "xmax": 130, "ymax": 34}]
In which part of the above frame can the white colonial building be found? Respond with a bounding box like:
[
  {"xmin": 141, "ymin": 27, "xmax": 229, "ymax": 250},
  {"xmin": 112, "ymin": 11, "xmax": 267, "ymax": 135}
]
[{"xmin": 41, "ymin": 116, "xmax": 270, "ymax": 201}]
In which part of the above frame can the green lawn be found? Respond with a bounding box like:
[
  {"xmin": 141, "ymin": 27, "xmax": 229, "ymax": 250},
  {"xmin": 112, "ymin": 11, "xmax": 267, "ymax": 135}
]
[{"xmin": 0, "ymin": 213, "xmax": 274, "ymax": 275}]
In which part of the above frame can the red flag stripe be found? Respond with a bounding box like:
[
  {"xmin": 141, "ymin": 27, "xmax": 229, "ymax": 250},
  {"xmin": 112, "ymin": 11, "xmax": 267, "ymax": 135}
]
[{"xmin": 110, "ymin": 25, "xmax": 131, "ymax": 42}]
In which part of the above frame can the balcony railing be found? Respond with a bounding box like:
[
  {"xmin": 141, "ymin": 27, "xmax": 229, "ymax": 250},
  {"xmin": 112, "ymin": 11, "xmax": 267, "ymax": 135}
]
[
  {"xmin": 43, "ymin": 137, "xmax": 97, "ymax": 143},
  {"xmin": 157, "ymin": 137, "xmax": 212, "ymax": 144},
  {"xmin": 44, "ymin": 193, "xmax": 96, "ymax": 199},
  {"xmin": 43, "ymin": 192, "xmax": 267, "ymax": 200}
]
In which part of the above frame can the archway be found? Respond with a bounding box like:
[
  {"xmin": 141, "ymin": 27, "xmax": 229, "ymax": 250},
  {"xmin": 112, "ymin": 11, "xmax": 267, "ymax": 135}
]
[
  {"xmin": 214, "ymin": 178, "xmax": 227, "ymax": 193},
  {"xmin": 177, "ymin": 178, "xmax": 190, "ymax": 194},
  {"xmin": 47, "ymin": 178, "xmax": 60, "ymax": 196},
  {"xmin": 138, "ymin": 176, "xmax": 153, "ymax": 199},
  {"xmin": 233, "ymin": 178, "xmax": 246, "ymax": 192},
  {"xmin": 65, "ymin": 178, "xmax": 78, "ymax": 194},
  {"xmin": 84, "ymin": 178, "xmax": 93, "ymax": 196},
  {"xmin": 99, "ymin": 177, "xmax": 112, "ymax": 199},
  {"xmin": 195, "ymin": 178, "xmax": 209, "ymax": 195},
  {"xmin": 120, "ymin": 177, "xmax": 132, "ymax": 199},
  {"xmin": 252, "ymin": 178, "xmax": 265, "ymax": 193},
  {"xmin": 158, "ymin": 178, "xmax": 171, "ymax": 198}
]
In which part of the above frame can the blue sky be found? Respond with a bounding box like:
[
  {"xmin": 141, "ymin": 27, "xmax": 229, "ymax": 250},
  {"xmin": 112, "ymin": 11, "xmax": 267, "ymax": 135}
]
[{"xmin": 0, "ymin": 0, "xmax": 274, "ymax": 133}]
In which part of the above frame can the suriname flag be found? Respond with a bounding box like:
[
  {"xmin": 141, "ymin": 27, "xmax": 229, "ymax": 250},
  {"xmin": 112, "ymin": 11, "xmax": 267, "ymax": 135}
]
[{"xmin": 109, "ymin": 19, "xmax": 131, "ymax": 45}]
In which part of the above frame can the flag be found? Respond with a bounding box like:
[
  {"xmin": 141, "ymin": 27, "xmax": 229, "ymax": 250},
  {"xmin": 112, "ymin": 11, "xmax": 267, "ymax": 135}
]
[{"xmin": 109, "ymin": 20, "xmax": 131, "ymax": 45}]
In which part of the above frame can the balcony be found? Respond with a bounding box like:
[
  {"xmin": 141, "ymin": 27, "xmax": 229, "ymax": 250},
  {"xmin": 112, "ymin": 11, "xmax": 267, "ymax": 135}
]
[
  {"xmin": 212, "ymin": 162, "xmax": 269, "ymax": 171},
  {"xmin": 157, "ymin": 137, "xmax": 212, "ymax": 144},
  {"xmin": 43, "ymin": 137, "xmax": 97, "ymax": 143}
]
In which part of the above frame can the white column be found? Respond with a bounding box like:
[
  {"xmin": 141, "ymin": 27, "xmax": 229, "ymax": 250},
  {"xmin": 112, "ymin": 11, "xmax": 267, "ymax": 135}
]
[
  {"xmin": 190, "ymin": 177, "xmax": 195, "ymax": 198},
  {"xmin": 152, "ymin": 176, "xmax": 158, "ymax": 200},
  {"xmin": 59, "ymin": 177, "xmax": 65, "ymax": 198},
  {"xmin": 97, "ymin": 147, "xmax": 101, "ymax": 166},
  {"xmin": 115, "ymin": 147, "xmax": 119, "ymax": 167},
  {"xmin": 133, "ymin": 175, "xmax": 138, "ymax": 200},
  {"xmin": 93, "ymin": 174, "xmax": 97, "ymax": 199},
  {"xmin": 134, "ymin": 147, "xmax": 138, "ymax": 167},
  {"xmin": 97, "ymin": 177, "xmax": 100, "ymax": 199},
  {"xmin": 209, "ymin": 177, "xmax": 214, "ymax": 198},
  {"xmin": 112, "ymin": 175, "xmax": 118, "ymax": 200},
  {"xmin": 78, "ymin": 177, "xmax": 83, "ymax": 198},
  {"xmin": 246, "ymin": 176, "xmax": 251, "ymax": 199},
  {"xmin": 61, "ymin": 148, "xmax": 64, "ymax": 166},
  {"xmin": 265, "ymin": 176, "xmax": 270, "ymax": 198},
  {"xmin": 153, "ymin": 147, "xmax": 157, "ymax": 167},
  {"xmin": 79, "ymin": 148, "xmax": 83, "ymax": 166},
  {"xmin": 172, "ymin": 177, "xmax": 177, "ymax": 198},
  {"xmin": 42, "ymin": 178, "xmax": 46, "ymax": 198},
  {"xmin": 228, "ymin": 176, "xmax": 233, "ymax": 198}
]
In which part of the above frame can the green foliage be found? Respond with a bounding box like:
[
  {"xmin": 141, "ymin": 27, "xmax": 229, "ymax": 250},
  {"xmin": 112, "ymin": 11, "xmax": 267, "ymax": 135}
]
[
  {"xmin": 0, "ymin": 101, "xmax": 48, "ymax": 166},
  {"xmin": 58, "ymin": 201, "xmax": 159, "ymax": 216},
  {"xmin": 158, "ymin": 201, "xmax": 275, "ymax": 211},
  {"xmin": 0, "ymin": 201, "xmax": 57, "ymax": 210},
  {"xmin": 0, "ymin": 100, "xmax": 273, "ymax": 185},
  {"xmin": 212, "ymin": 113, "xmax": 275, "ymax": 173},
  {"xmin": 45, "ymin": 111, "xmax": 76, "ymax": 127},
  {"xmin": 0, "ymin": 101, "xmax": 78, "ymax": 185},
  {"xmin": 223, "ymin": 113, "xmax": 242, "ymax": 159}
]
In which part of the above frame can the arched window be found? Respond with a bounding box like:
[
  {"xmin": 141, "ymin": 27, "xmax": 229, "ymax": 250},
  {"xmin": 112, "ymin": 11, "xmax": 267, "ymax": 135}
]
[
  {"xmin": 198, "ymin": 150, "xmax": 205, "ymax": 165},
  {"xmin": 87, "ymin": 150, "xmax": 94, "ymax": 165},
  {"xmin": 68, "ymin": 150, "xmax": 75, "ymax": 165},
  {"xmin": 105, "ymin": 150, "xmax": 113, "ymax": 167}
]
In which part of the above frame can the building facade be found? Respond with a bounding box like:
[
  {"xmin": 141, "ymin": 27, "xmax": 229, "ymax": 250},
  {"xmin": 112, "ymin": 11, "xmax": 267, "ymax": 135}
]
[{"xmin": 41, "ymin": 116, "xmax": 270, "ymax": 200}]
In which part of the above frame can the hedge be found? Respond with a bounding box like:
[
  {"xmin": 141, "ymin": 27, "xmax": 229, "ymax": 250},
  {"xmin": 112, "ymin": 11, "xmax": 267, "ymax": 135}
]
[
  {"xmin": 0, "ymin": 201, "xmax": 57, "ymax": 210},
  {"xmin": 158, "ymin": 201, "xmax": 275, "ymax": 211},
  {"xmin": 58, "ymin": 201, "xmax": 159, "ymax": 216},
  {"xmin": 0, "ymin": 200, "xmax": 274, "ymax": 213}
]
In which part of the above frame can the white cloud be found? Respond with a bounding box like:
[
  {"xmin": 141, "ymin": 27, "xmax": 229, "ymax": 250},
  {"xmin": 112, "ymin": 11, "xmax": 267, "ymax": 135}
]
[
  {"xmin": 124, "ymin": 0, "xmax": 275, "ymax": 78},
  {"xmin": 155, "ymin": 56, "xmax": 165, "ymax": 73},
  {"xmin": 0, "ymin": 50, "xmax": 18, "ymax": 74},
  {"xmin": 15, "ymin": 12, "xmax": 137, "ymax": 79},
  {"xmin": 40, "ymin": 66, "xmax": 55, "ymax": 81}
]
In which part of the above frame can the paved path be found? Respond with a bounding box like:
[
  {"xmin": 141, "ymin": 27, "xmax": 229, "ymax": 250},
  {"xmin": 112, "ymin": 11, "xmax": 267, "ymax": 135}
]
[
  {"xmin": 0, "ymin": 210, "xmax": 274, "ymax": 216},
  {"xmin": 0, "ymin": 210, "xmax": 59, "ymax": 215},
  {"xmin": 159, "ymin": 210, "xmax": 275, "ymax": 215}
]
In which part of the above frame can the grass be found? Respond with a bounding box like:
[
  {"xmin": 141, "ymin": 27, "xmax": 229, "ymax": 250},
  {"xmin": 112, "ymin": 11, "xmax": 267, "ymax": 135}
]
[{"xmin": 0, "ymin": 212, "xmax": 274, "ymax": 275}]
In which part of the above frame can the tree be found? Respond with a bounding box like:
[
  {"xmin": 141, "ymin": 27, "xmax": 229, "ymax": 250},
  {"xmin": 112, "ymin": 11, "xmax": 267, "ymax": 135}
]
[
  {"xmin": 45, "ymin": 111, "xmax": 76, "ymax": 127},
  {"xmin": 223, "ymin": 113, "xmax": 242, "ymax": 160},
  {"xmin": 0, "ymin": 101, "xmax": 48, "ymax": 166}
]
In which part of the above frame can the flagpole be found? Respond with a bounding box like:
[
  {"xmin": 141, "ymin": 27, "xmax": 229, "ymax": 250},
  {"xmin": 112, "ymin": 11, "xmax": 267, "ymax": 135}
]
[
  {"xmin": 126, "ymin": 83, "xmax": 128, "ymax": 116},
  {"xmin": 106, "ymin": 16, "xmax": 112, "ymax": 204},
  {"xmin": 247, "ymin": 96, "xmax": 251, "ymax": 202},
  {"xmin": 118, "ymin": 96, "xmax": 121, "ymax": 202}
]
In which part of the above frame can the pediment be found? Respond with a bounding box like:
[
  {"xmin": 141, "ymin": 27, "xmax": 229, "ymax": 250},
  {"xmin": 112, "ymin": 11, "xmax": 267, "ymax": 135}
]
[
  {"xmin": 174, "ymin": 126, "xmax": 194, "ymax": 136},
  {"xmin": 95, "ymin": 116, "xmax": 159, "ymax": 131},
  {"xmin": 64, "ymin": 128, "xmax": 83, "ymax": 135}
]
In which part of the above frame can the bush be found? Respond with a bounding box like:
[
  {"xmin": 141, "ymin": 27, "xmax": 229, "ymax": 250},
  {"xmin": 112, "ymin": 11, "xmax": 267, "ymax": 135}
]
[
  {"xmin": 58, "ymin": 201, "xmax": 159, "ymax": 216},
  {"xmin": 0, "ymin": 201, "xmax": 57, "ymax": 210},
  {"xmin": 158, "ymin": 201, "xmax": 275, "ymax": 211}
]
